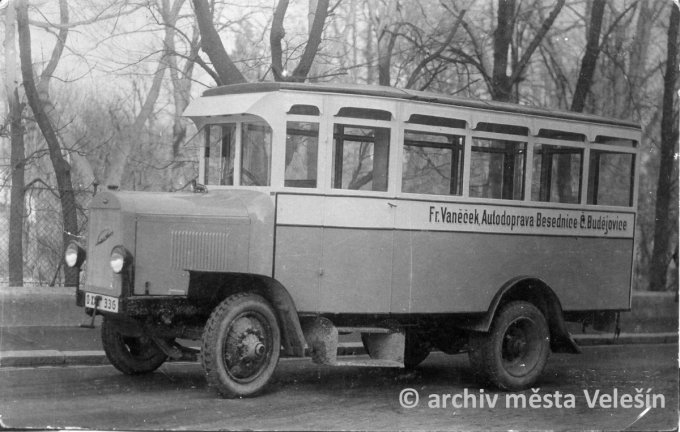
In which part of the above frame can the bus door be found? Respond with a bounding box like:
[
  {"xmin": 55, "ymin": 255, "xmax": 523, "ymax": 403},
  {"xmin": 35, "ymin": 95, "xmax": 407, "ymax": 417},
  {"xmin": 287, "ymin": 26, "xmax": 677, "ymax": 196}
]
[{"xmin": 318, "ymin": 122, "xmax": 394, "ymax": 314}]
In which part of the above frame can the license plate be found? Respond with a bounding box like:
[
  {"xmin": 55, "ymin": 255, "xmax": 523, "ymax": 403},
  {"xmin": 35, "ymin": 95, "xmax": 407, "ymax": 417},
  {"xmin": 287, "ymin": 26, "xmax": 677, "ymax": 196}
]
[{"xmin": 85, "ymin": 292, "xmax": 119, "ymax": 313}]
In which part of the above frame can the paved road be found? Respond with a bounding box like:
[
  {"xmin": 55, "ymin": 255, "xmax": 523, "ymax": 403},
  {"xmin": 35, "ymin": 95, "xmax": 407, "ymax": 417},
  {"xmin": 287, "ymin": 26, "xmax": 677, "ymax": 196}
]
[{"xmin": 0, "ymin": 344, "xmax": 676, "ymax": 430}]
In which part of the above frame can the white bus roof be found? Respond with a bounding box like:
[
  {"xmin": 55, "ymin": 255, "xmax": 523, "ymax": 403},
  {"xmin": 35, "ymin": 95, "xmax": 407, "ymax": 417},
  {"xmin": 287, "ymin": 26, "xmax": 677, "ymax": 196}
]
[{"xmin": 187, "ymin": 82, "xmax": 640, "ymax": 131}]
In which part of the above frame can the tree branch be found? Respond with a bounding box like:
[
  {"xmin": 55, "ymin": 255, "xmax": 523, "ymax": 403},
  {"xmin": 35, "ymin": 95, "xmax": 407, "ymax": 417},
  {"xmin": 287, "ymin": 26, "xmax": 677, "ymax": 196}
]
[
  {"xmin": 509, "ymin": 0, "xmax": 565, "ymax": 84},
  {"xmin": 191, "ymin": 0, "xmax": 246, "ymax": 85},
  {"xmin": 405, "ymin": 9, "xmax": 466, "ymax": 89},
  {"xmin": 291, "ymin": 0, "xmax": 329, "ymax": 81}
]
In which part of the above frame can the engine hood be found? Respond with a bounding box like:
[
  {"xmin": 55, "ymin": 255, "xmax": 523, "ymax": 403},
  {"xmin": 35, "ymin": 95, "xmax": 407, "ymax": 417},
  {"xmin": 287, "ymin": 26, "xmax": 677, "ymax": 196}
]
[
  {"xmin": 88, "ymin": 189, "xmax": 260, "ymax": 219},
  {"xmin": 84, "ymin": 189, "xmax": 276, "ymax": 296}
]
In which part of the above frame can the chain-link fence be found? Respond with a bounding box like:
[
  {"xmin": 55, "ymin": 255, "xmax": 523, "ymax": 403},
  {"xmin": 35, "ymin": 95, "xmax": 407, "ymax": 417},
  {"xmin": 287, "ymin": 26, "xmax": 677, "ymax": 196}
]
[{"xmin": 0, "ymin": 185, "xmax": 94, "ymax": 287}]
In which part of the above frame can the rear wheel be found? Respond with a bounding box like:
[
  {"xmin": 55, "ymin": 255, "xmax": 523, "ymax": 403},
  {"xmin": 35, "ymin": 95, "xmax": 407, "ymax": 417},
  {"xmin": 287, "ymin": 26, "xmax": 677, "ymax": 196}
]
[
  {"xmin": 101, "ymin": 317, "xmax": 167, "ymax": 375},
  {"xmin": 201, "ymin": 293, "xmax": 280, "ymax": 398},
  {"xmin": 468, "ymin": 301, "xmax": 550, "ymax": 390}
]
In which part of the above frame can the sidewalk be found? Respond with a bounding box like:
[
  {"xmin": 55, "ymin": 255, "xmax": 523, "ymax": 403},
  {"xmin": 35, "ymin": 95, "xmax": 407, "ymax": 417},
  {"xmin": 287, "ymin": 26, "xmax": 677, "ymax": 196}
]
[{"xmin": 0, "ymin": 324, "xmax": 676, "ymax": 368}]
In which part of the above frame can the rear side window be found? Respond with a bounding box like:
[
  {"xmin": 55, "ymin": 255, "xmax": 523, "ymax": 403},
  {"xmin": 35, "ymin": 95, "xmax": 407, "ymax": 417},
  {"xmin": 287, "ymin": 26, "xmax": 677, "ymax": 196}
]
[
  {"xmin": 469, "ymin": 138, "xmax": 526, "ymax": 200},
  {"xmin": 532, "ymin": 144, "xmax": 583, "ymax": 204},
  {"xmin": 587, "ymin": 151, "xmax": 635, "ymax": 206}
]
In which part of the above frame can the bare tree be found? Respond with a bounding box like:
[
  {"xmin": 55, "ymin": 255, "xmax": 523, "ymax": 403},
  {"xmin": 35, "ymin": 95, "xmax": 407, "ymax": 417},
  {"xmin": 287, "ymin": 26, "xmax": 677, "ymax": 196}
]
[
  {"xmin": 16, "ymin": 0, "xmax": 79, "ymax": 286},
  {"xmin": 104, "ymin": 0, "xmax": 185, "ymax": 188},
  {"xmin": 5, "ymin": 0, "xmax": 26, "ymax": 286},
  {"xmin": 489, "ymin": 0, "xmax": 565, "ymax": 102},
  {"xmin": 649, "ymin": 3, "xmax": 679, "ymax": 291}
]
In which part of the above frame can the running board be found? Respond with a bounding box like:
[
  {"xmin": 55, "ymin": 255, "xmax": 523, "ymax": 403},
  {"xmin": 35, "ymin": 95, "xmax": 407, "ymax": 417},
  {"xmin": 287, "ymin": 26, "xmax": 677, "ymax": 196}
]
[
  {"xmin": 335, "ymin": 359, "xmax": 403, "ymax": 368},
  {"xmin": 302, "ymin": 318, "xmax": 405, "ymax": 367}
]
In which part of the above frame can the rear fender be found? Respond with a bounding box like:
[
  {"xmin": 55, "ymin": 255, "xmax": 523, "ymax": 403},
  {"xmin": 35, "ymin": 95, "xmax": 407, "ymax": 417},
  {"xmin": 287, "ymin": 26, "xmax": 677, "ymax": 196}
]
[{"xmin": 459, "ymin": 276, "xmax": 581, "ymax": 354}]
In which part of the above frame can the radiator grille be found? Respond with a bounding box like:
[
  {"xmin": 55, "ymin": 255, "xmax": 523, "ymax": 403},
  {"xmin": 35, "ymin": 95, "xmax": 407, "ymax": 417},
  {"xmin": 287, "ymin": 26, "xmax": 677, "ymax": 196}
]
[{"xmin": 171, "ymin": 230, "xmax": 230, "ymax": 271}]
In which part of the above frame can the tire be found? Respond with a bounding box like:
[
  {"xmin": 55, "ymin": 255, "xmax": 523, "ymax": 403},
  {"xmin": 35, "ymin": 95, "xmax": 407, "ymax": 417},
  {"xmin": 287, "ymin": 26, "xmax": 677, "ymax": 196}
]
[
  {"xmin": 201, "ymin": 293, "xmax": 281, "ymax": 398},
  {"xmin": 361, "ymin": 330, "xmax": 430, "ymax": 369},
  {"xmin": 468, "ymin": 301, "xmax": 550, "ymax": 390},
  {"xmin": 101, "ymin": 317, "xmax": 167, "ymax": 375}
]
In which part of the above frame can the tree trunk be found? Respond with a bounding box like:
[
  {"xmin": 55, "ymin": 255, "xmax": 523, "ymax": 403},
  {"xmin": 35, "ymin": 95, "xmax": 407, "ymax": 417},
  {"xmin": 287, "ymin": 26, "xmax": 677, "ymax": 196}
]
[
  {"xmin": 570, "ymin": 0, "xmax": 606, "ymax": 112},
  {"xmin": 552, "ymin": 0, "xmax": 606, "ymax": 203},
  {"xmin": 649, "ymin": 4, "xmax": 679, "ymax": 291},
  {"xmin": 270, "ymin": 0, "xmax": 329, "ymax": 82},
  {"xmin": 8, "ymin": 88, "xmax": 25, "ymax": 287},
  {"xmin": 488, "ymin": 0, "xmax": 564, "ymax": 102},
  {"xmin": 192, "ymin": 0, "xmax": 246, "ymax": 85},
  {"xmin": 5, "ymin": 0, "xmax": 25, "ymax": 287},
  {"xmin": 306, "ymin": 0, "xmax": 320, "ymax": 82},
  {"xmin": 290, "ymin": 0, "xmax": 328, "ymax": 82},
  {"xmin": 270, "ymin": 0, "xmax": 289, "ymax": 81},
  {"xmin": 377, "ymin": 30, "xmax": 398, "ymax": 86},
  {"xmin": 167, "ymin": 8, "xmax": 198, "ymax": 190},
  {"xmin": 16, "ymin": 0, "xmax": 79, "ymax": 286},
  {"xmin": 491, "ymin": 0, "xmax": 515, "ymax": 101}
]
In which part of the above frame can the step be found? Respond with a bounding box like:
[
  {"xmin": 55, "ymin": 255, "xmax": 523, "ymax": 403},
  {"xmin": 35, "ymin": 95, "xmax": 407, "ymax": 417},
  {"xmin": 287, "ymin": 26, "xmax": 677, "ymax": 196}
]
[
  {"xmin": 335, "ymin": 358, "xmax": 403, "ymax": 368},
  {"xmin": 336, "ymin": 326, "xmax": 394, "ymax": 334}
]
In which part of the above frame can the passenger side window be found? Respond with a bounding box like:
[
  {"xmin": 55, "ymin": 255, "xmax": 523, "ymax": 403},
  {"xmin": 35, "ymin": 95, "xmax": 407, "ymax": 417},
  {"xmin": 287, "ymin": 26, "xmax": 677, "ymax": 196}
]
[
  {"xmin": 469, "ymin": 138, "xmax": 526, "ymax": 200},
  {"xmin": 531, "ymin": 144, "xmax": 583, "ymax": 204},
  {"xmin": 285, "ymin": 122, "xmax": 319, "ymax": 188},
  {"xmin": 402, "ymin": 130, "xmax": 464, "ymax": 195},
  {"xmin": 332, "ymin": 124, "xmax": 390, "ymax": 191}
]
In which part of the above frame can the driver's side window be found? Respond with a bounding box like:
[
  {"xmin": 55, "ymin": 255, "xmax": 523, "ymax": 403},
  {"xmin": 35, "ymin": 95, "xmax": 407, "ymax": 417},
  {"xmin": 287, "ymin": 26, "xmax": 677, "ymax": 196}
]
[{"xmin": 205, "ymin": 124, "xmax": 235, "ymax": 186}]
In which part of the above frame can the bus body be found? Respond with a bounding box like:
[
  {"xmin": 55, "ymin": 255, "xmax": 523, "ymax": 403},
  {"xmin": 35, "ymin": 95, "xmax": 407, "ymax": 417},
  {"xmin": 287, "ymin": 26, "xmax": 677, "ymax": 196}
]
[{"xmin": 68, "ymin": 82, "xmax": 640, "ymax": 397}]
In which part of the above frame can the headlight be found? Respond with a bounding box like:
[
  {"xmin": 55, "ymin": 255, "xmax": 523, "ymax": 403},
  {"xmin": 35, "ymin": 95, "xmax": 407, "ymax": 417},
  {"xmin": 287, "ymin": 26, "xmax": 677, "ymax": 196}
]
[
  {"xmin": 110, "ymin": 246, "xmax": 131, "ymax": 273},
  {"xmin": 65, "ymin": 242, "xmax": 86, "ymax": 268}
]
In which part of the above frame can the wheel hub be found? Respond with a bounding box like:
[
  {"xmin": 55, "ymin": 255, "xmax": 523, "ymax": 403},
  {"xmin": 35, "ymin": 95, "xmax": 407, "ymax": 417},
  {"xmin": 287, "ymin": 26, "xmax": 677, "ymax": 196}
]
[
  {"xmin": 504, "ymin": 331, "xmax": 528, "ymax": 359},
  {"xmin": 501, "ymin": 317, "xmax": 542, "ymax": 377},
  {"xmin": 240, "ymin": 333, "xmax": 266, "ymax": 360},
  {"xmin": 223, "ymin": 314, "xmax": 271, "ymax": 382}
]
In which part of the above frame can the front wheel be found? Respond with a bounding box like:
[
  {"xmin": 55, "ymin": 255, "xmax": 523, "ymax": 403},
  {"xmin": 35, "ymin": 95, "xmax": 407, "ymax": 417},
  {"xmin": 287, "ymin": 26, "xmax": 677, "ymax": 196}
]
[
  {"xmin": 468, "ymin": 301, "xmax": 550, "ymax": 390},
  {"xmin": 101, "ymin": 317, "xmax": 167, "ymax": 375},
  {"xmin": 201, "ymin": 293, "xmax": 281, "ymax": 398}
]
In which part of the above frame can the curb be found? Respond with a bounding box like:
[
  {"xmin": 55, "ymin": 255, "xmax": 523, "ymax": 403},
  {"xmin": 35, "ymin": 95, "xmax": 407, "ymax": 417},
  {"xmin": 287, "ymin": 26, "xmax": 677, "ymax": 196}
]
[
  {"xmin": 1, "ymin": 335, "xmax": 677, "ymax": 368},
  {"xmin": 0, "ymin": 350, "xmax": 109, "ymax": 368},
  {"xmin": 572, "ymin": 332, "xmax": 678, "ymax": 346},
  {"xmin": 0, "ymin": 344, "xmax": 369, "ymax": 368}
]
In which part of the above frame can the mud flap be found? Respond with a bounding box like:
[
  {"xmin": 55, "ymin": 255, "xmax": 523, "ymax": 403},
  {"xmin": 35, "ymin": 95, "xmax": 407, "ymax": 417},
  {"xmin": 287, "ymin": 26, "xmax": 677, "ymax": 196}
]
[{"xmin": 302, "ymin": 317, "xmax": 339, "ymax": 365}]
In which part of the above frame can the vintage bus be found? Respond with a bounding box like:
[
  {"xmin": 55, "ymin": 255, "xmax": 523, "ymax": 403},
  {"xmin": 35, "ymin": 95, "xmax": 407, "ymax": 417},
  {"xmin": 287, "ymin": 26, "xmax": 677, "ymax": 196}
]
[{"xmin": 66, "ymin": 82, "xmax": 639, "ymax": 398}]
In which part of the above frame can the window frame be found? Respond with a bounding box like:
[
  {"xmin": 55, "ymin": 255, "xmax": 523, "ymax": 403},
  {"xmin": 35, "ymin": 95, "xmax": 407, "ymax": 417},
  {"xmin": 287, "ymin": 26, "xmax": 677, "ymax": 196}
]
[
  {"xmin": 586, "ymin": 148, "xmax": 636, "ymax": 207},
  {"xmin": 401, "ymin": 129, "xmax": 465, "ymax": 197},
  {"xmin": 468, "ymin": 131, "xmax": 528, "ymax": 201},
  {"xmin": 331, "ymin": 122, "xmax": 392, "ymax": 192},
  {"xmin": 284, "ymin": 119, "xmax": 321, "ymax": 189},
  {"xmin": 531, "ymin": 138, "xmax": 586, "ymax": 205},
  {"xmin": 199, "ymin": 119, "xmax": 273, "ymax": 188}
]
